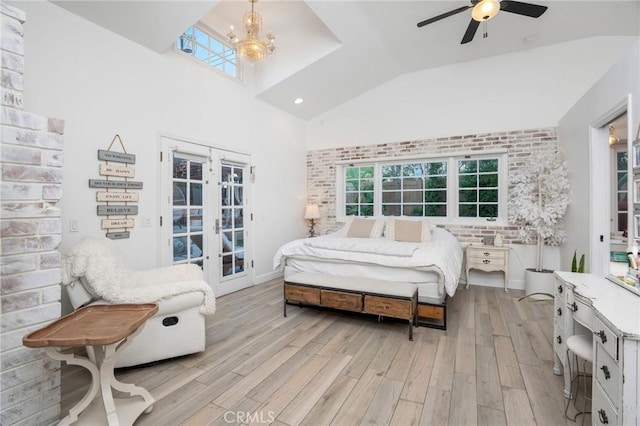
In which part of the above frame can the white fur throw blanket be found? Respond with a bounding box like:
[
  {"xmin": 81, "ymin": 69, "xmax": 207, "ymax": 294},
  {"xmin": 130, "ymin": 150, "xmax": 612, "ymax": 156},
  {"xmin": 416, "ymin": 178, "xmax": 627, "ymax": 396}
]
[{"xmin": 61, "ymin": 237, "xmax": 216, "ymax": 315}]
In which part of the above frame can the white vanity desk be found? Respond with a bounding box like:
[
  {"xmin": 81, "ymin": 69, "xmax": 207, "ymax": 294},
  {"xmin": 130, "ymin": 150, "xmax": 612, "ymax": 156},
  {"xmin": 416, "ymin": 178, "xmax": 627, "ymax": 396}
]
[{"xmin": 553, "ymin": 271, "xmax": 640, "ymax": 425}]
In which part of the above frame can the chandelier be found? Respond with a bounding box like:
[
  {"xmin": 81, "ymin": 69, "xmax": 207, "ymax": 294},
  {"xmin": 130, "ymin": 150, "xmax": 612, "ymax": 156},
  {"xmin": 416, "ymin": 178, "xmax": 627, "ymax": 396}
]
[{"xmin": 227, "ymin": 0, "xmax": 275, "ymax": 62}]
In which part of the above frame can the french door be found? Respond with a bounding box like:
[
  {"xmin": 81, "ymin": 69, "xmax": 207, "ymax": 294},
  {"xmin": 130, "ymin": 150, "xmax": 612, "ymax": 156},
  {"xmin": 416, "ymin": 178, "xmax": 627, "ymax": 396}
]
[{"xmin": 160, "ymin": 136, "xmax": 252, "ymax": 296}]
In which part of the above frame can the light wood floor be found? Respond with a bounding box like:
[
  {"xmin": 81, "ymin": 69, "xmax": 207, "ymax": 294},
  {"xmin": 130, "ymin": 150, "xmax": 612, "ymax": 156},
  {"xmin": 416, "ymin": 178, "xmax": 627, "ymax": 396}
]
[{"xmin": 61, "ymin": 279, "xmax": 590, "ymax": 425}]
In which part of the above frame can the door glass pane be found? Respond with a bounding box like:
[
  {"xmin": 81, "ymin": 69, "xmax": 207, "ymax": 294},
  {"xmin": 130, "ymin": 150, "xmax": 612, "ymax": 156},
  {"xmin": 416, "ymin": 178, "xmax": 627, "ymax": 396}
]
[
  {"xmin": 190, "ymin": 208, "xmax": 203, "ymax": 232},
  {"xmin": 173, "ymin": 158, "xmax": 187, "ymax": 179},
  {"xmin": 173, "ymin": 236, "xmax": 187, "ymax": 261},
  {"xmin": 190, "ymin": 162, "xmax": 202, "ymax": 180},
  {"xmin": 233, "ymin": 209, "xmax": 244, "ymax": 227},
  {"xmin": 190, "ymin": 183, "xmax": 202, "ymax": 206},
  {"xmin": 235, "ymin": 187, "xmax": 244, "ymax": 206},
  {"xmin": 220, "ymin": 162, "xmax": 246, "ymax": 279},
  {"xmin": 222, "ymin": 231, "xmax": 233, "ymax": 254},
  {"xmin": 221, "ymin": 208, "xmax": 232, "ymax": 230},
  {"xmin": 173, "ymin": 183, "xmax": 186, "ymax": 205},
  {"xmin": 172, "ymin": 156, "xmax": 205, "ymax": 268}
]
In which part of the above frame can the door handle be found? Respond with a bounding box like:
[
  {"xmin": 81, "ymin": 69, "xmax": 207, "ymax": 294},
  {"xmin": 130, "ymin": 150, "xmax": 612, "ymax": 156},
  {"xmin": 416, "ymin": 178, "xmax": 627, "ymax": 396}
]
[{"xmin": 215, "ymin": 219, "xmax": 220, "ymax": 234}]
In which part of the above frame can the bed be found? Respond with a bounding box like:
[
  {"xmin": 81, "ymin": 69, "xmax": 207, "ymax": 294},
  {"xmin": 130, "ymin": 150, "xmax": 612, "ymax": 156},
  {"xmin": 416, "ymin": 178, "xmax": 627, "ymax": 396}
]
[{"xmin": 273, "ymin": 217, "xmax": 464, "ymax": 328}]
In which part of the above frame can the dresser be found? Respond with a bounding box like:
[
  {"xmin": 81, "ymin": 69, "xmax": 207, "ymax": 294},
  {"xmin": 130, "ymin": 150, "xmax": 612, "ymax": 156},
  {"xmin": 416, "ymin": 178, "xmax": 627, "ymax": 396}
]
[
  {"xmin": 466, "ymin": 244, "xmax": 509, "ymax": 291},
  {"xmin": 553, "ymin": 272, "xmax": 640, "ymax": 425}
]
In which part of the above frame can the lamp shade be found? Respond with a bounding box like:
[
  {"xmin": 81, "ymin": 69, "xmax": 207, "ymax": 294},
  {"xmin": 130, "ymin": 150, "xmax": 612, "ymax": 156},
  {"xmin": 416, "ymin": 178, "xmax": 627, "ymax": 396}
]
[
  {"xmin": 304, "ymin": 204, "xmax": 320, "ymax": 220},
  {"xmin": 471, "ymin": 0, "xmax": 500, "ymax": 21}
]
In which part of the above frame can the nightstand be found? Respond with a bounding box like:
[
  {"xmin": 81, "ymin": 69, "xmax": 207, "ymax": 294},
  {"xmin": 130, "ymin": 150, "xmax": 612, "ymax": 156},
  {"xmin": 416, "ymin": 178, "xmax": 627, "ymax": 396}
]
[{"xmin": 466, "ymin": 244, "xmax": 509, "ymax": 292}]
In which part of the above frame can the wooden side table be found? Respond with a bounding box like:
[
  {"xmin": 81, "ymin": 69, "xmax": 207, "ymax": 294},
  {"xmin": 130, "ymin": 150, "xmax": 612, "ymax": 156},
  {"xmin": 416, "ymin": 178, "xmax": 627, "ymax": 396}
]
[
  {"xmin": 23, "ymin": 304, "xmax": 158, "ymax": 426},
  {"xmin": 466, "ymin": 244, "xmax": 509, "ymax": 292}
]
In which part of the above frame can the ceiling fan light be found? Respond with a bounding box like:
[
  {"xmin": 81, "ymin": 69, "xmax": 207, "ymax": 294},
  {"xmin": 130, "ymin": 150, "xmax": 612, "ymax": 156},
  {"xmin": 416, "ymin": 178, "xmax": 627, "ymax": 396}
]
[{"xmin": 472, "ymin": 0, "xmax": 501, "ymax": 22}]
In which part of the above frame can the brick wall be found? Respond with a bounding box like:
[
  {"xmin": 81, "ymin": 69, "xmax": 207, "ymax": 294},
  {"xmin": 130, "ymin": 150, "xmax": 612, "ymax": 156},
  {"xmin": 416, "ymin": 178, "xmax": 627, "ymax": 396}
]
[
  {"xmin": 1, "ymin": 3, "xmax": 64, "ymax": 425},
  {"xmin": 307, "ymin": 128, "xmax": 558, "ymax": 244}
]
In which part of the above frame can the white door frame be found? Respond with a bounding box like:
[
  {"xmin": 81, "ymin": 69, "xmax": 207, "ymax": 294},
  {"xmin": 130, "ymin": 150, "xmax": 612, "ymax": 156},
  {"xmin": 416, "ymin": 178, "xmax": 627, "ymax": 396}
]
[
  {"xmin": 590, "ymin": 95, "xmax": 632, "ymax": 277},
  {"xmin": 159, "ymin": 134, "xmax": 253, "ymax": 296}
]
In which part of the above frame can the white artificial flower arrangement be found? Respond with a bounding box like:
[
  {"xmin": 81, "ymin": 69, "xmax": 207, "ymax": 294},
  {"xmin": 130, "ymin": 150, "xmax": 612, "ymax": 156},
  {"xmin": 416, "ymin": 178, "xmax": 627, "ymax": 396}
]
[{"xmin": 508, "ymin": 150, "xmax": 571, "ymax": 272}]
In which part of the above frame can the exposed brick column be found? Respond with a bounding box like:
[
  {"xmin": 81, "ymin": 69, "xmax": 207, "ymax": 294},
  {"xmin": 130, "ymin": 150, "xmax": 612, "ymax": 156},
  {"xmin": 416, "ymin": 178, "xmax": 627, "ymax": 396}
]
[{"xmin": 1, "ymin": 3, "xmax": 64, "ymax": 425}]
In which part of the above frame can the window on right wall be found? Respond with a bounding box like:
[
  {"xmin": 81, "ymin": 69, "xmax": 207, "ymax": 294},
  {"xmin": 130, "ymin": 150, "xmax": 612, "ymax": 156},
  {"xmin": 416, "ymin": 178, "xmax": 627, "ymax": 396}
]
[
  {"xmin": 337, "ymin": 152, "xmax": 508, "ymax": 224},
  {"xmin": 458, "ymin": 158, "xmax": 499, "ymax": 219}
]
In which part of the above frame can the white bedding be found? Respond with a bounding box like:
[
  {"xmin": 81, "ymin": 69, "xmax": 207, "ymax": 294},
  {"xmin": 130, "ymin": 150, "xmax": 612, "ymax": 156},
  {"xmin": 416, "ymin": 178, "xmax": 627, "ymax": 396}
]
[{"xmin": 273, "ymin": 227, "xmax": 463, "ymax": 298}]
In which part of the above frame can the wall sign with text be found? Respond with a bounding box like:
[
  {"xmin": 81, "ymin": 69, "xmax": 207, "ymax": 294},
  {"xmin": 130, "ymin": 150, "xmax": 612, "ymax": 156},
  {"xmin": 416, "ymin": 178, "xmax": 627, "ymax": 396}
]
[{"xmin": 88, "ymin": 135, "xmax": 142, "ymax": 239}]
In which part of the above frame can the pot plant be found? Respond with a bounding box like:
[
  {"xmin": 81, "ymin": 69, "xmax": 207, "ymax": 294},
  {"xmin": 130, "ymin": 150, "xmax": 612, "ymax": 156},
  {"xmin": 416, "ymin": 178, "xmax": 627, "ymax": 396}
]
[{"xmin": 509, "ymin": 150, "xmax": 571, "ymax": 297}]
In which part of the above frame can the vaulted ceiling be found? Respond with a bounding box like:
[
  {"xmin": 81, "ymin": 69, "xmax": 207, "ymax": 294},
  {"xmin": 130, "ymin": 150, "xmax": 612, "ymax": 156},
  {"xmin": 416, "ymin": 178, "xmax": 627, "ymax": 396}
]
[{"xmin": 53, "ymin": 1, "xmax": 640, "ymax": 120}]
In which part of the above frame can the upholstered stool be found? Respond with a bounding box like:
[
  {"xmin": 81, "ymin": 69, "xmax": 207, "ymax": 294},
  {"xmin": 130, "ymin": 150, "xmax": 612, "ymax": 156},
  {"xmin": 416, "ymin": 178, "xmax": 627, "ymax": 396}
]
[{"xmin": 564, "ymin": 334, "xmax": 593, "ymax": 424}]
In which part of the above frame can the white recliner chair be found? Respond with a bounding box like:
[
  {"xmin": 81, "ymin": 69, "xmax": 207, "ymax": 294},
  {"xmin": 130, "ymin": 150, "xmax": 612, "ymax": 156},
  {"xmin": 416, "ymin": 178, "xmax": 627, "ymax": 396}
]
[{"xmin": 62, "ymin": 237, "xmax": 216, "ymax": 368}]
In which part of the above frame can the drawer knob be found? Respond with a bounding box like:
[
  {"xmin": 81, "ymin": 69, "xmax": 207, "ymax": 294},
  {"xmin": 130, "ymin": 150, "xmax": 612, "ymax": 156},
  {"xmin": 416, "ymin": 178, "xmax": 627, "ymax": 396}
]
[
  {"xmin": 568, "ymin": 302, "xmax": 578, "ymax": 312},
  {"xmin": 482, "ymin": 259, "xmax": 490, "ymax": 264},
  {"xmin": 598, "ymin": 409, "xmax": 609, "ymax": 424},
  {"xmin": 557, "ymin": 307, "xmax": 562, "ymax": 316},
  {"xmin": 483, "ymin": 252, "xmax": 490, "ymax": 256},
  {"xmin": 600, "ymin": 365, "xmax": 611, "ymax": 380},
  {"xmin": 596, "ymin": 330, "xmax": 607, "ymax": 344},
  {"xmin": 557, "ymin": 285, "xmax": 563, "ymax": 294},
  {"xmin": 557, "ymin": 335, "xmax": 562, "ymax": 344}
]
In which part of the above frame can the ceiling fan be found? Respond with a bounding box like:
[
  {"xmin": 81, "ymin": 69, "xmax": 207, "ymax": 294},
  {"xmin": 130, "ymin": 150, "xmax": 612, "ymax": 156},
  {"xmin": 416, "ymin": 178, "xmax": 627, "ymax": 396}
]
[{"xmin": 417, "ymin": 0, "xmax": 548, "ymax": 44}]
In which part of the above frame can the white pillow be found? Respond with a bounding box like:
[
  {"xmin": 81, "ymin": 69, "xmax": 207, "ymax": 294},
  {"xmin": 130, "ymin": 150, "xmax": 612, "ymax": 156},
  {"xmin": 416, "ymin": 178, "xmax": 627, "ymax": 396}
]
[
  {"xmin": 384, "ymin": 217, "xmax": 432, "ymax": 242},
  {"xmin": 335, "ymin": 217, "xmax": 384, "ymax": 238}
]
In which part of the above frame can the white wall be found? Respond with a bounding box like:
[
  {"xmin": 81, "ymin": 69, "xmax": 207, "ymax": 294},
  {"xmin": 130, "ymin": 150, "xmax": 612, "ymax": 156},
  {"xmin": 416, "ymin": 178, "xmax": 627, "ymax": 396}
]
[
  {"xmin": 558, "ymin": 40, "xmax": 640, "ymax": 274},
  {"xmin": 306, "ymin": 36, "xmax": 638, "ymax": 150},
  {"xmin": 15, "ymin": 1, "xmax": 307, "ymax": 283}
]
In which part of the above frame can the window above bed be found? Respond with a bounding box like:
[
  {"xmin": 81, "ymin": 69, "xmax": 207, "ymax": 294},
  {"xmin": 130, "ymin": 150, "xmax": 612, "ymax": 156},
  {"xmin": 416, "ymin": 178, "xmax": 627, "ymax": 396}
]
[{"xmin": 336, "ymin": 151, "xmax": 508, "ymax": 225}]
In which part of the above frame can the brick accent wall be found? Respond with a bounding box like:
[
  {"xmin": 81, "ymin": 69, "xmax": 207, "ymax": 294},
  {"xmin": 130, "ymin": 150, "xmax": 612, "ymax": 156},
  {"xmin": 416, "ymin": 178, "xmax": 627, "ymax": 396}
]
[
  {"xmin": 307, "ymin": 128, "xmax": 558, "ymax": 245},
  {"xmin": 1, "ymin": 3, "xmax": 64, "ymax": 425}
]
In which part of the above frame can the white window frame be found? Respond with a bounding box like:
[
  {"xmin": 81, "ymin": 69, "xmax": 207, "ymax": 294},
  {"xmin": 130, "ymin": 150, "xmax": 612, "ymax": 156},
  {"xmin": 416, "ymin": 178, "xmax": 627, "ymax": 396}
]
[
  {"xmin": 175, "ymin": 23, "xmax": 242, "ymax": 82},
  {"xmin": 336, "ymin": 150, "xmax": 508, "ymax": 225}
]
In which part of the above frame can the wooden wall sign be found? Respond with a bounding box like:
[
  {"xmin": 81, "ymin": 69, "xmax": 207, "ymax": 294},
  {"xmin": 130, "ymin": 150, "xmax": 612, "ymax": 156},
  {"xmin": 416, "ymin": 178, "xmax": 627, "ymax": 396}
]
[
  {"xmin": 90, "ymin": 134, "xmax": 140, "ymax": 239},
  {"xmin": 97, "ymin": 205, "xmax": 138, "ymax": 215},
  {"xmin": 96, "ymin": 191, "xmax": 139, "ymax": 202},
  {"xmin": 89, "ymin": 180, "xmax": 143, "ymax": 189},
  {"xmin": 99, "ymin": 164, "xmax": 135, "ymax": 178},
  {"xmin": 106, "ymin": 231, "xmax": 130, "ymax": 240},
  {"xmin": 98, "ymin": 150, "xmax": 135, "ymax": 164},
  {"xmin": 102, "ymin": 218, "xmax": 134, "ymax": 230}
]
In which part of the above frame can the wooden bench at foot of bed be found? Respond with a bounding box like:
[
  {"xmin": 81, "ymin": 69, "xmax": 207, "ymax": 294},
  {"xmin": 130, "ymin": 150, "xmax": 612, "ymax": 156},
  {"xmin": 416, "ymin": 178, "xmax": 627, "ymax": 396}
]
[
  {"xmin": 417, "ymin": 301, "xmax": 447, "ymax": 330},
  {"xmin": 283, "ymin": 272, "xmax": 418, "ymax": 340}
]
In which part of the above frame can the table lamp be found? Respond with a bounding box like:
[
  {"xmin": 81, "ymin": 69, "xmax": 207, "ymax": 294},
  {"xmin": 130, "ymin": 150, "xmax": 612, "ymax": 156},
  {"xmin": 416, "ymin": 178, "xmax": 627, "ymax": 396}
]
[{"xmin": 304, "ymin": 204, "xmax": 320, "ymax": 237}]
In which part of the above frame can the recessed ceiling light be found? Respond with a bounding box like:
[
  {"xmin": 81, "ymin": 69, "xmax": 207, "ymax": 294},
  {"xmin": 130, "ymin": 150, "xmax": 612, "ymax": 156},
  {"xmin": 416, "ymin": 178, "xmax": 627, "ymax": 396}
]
[{"xmin": 294, "ymin": 98, "xmax": 304, "ymax": 104}]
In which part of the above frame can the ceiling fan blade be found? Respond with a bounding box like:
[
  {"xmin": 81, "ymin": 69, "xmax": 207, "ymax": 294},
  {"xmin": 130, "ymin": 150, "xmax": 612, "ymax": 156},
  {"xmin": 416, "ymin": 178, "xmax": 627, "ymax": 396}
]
[
  {"xmin": 417, "ymin": 5, "xmax": 472, "ymax": 28},
  {"xmin": 461, "ymin": 19, "xmax": 480, "ymax": 44},
  {"xmin": 500, "ymin": 1, "xmax": 548, "ymax": 18}
]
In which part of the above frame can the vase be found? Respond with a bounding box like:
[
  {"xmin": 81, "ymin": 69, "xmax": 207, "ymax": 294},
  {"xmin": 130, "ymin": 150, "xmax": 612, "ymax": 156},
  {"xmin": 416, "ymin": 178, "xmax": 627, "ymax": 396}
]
[
  {"xmin": 525, "ymin": 268, "xmax": 555, "ymax": 299},
  {"xmin": 494, "ymin": 233, "xmax": 503, "ymax": 247}
]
